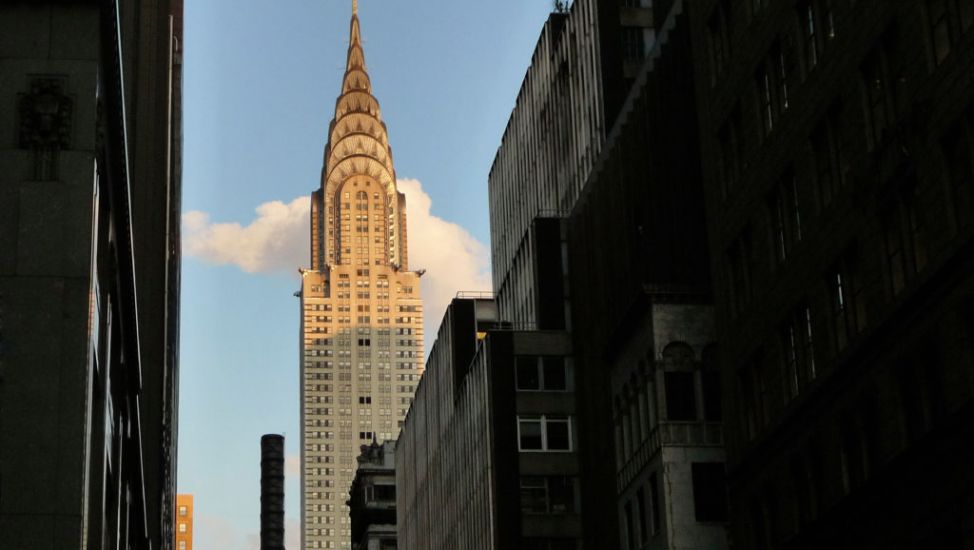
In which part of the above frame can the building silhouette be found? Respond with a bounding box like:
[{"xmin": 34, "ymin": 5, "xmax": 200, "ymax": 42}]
[
  {"xmin": 686, "ymin": 0, "xmax": 974, "ymax": 548},
  {"xmin": 0, "ymin": 1, "xmax": 183, "ymax": 548},
  {"xmin": 299, "ymin": 3, "xmax": 424, "ymax": 549}
]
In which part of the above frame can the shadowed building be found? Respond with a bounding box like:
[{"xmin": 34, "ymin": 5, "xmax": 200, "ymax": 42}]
[
  {"xmin": 348, "ymin": 439, "xmax": 397, "ymax": 550},
  {"xmin": 298, "ymin": 3, "xmax": 424, "ymax": 549},
  {"xmin": 0, "ymin": 1, "xmax": 183, "ymax": 548},
  {"xmin": 396, "ymin": 295, "xmax": 578, "ymax": 549},
  {"xmin": 686, "ymin": 0, "xmax": 974, "ymax": 548}
]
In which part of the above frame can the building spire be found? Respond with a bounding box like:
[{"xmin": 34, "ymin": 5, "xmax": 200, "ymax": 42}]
[{"xmin": 352, "ymin": 0, "xmax": 358, "ymax": 16}]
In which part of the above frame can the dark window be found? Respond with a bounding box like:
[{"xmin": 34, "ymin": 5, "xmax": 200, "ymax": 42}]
[
  {"xmin": 800, "ymin": 0, "xmax": 836, "ymax": 70},
  {"xmin": 707, "ymin": 2, "xmax": 731, "ymax": 86},
  {"xmin": 636, "ymin": 487, "xmax": 649, "ymax": 541},
  {"xmin": 542, "ymin": 356, "xmax": 567, "ymax": 390},
  {"xmin": 896, "ymin": 346, "xmax": 946, "ymax": 442},
  {"xmin": 882, "ymin": 182, "xmax": 927, "ymax": 296},
  {"xmin": 520, "ymin": 476, "xmax": 576, "ymax": 515},
  {"xmin": 518, "ymin": 417, "xmax": 543, "ymax": 450},
  {"xmin": 624, "ymin": 501, "xmax": 636, "ymax": 550},
  {"xmin": 516, "ymin": 356, "xmax": 540, "ymax": 390},
  {"xmin": 811, "ymin": 101, "xmax": 846, "ymax": 208},
  {"xmin": 649, "ymin": 474, "xmax": 661, "ymax": 534},
  {"xmin": 780, "ymin": 304, "xmax": 816, "ymax": 401},
  {"xmin": 664, "ymin": 372, "xmax": 697, "ymax": 420},
  {"xmin": 924, "ymin": 0, "xmax": 973, "ymax": 65},
  {"xmin": 717, "ymin": 105, "xmax": 743, "ymax": 198},
  {"xmin": 546, "ymin": 416, "xmax": 572, "ymax": 450},
  {"xmin": 861, "ymin": 46, "xmax": 893, "ymax": 149},
  {"xmin": 757, "ymin": 64, "xmax": 776, "ymax": 134},
  {"xmin": 702, "ymin": 369, "xmax": 723, "ymax": 421},
  {"xmin": 728, "ymin": 226, "xmax": 754, "ymax": 317},
  {"xmin": 692, "ymin": 463, "xmax": 729, "ymax": 522},
  {"xmin": 622, "ymin": 27, "xmax": 644, "ymax": 61},
  {"xmin": 828, "ymin": 251, "xmax": 865, "ymax": 353},
  {"xmin": 941, "ymin": 121, "xmax": 974, "ymax": 230},
  {"xmin": 769, "ymin": 172, "xmax": 803, "ymax": 263}
]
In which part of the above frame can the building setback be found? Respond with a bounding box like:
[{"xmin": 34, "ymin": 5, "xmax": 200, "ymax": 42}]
[
  {"xmin": 299, "ymin": 4, "xmax": 424, "ymax": 549},
  {"xmin": 686, "ymin": 0, "xmax": 974, "ymax": 548},
  {"xmin": 0, "ymin": 1, "xmax": 183, "ymax": 548},
  {"xmin": 396, "ymin": 296, "xmax": 578, "ymax": 549}
]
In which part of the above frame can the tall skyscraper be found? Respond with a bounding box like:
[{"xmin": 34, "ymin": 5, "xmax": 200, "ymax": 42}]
[{"xmin": 299, "ymin": 4, "xmax": 424, "ymax": 549}]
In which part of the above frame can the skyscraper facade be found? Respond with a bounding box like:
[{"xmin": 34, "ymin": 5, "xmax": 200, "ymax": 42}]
[{"xmin": 299, "ymin": 5, "xmax": 424, "ymax": 549}]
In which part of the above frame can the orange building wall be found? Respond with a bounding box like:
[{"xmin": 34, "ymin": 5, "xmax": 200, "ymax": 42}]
[{"xmin": 175, "ymin": 494, "xmax": 193, "ymax": 550}]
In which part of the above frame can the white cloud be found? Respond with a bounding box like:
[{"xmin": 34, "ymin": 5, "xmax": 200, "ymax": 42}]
[
  {"xmin": 183, "ymin": 196, "xmax": 310, "ymax": 275},
  {"xmin": 396, "ymin": 178, "xmax": 492, "ymax": 339},
  {"xmin": 285, "ymin": 453, "xmax": 300, "ymax": 477},
  {"xmin": 182, "ymin": 178, "xmax": 492, "ymax": 346}
]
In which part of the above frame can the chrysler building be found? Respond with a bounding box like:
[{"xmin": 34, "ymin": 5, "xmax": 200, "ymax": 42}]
[{"xmin": 299, "ymin": 3, "xmax": 424, "ymax": 547}]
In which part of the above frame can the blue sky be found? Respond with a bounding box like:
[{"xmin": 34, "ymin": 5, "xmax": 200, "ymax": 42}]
[{"xmin": 178, "ymin": 0, "xmax": 554, "ymax": 546}]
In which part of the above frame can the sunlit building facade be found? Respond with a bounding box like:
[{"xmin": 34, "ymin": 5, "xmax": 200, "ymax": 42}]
[
  {"xmin": 175, "ymin": 494, "xmax": 194, "ymax": 550},
  {"xmin": 299, "ymin": 4, "xmax": 424, "ymax": 549}
]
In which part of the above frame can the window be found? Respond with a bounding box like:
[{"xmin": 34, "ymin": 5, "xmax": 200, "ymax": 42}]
[
  {"xmin": 178, "ymin": 505, "xmax": 188, "ymax": 517},
  {"xmin": 727, "ymin": 226, "xmax": 753, "ymax": 317},
  {"xmin": 882, "ymin": 181, "xmax": 927, "ymax": 296},
  {"xmin": 635, "ymin": 487, "xmax": 649, "ymax": 542},
  {"xmin": 624, "ymin": 500, "xmax": 636, "ymax": 550},
  {"xmin": 622, "ymin": 27, "xmax": 644, "ymax": 61},
  {"xmin": 707, "ymin": 2, "xmax": 731, "ymax": 86},
  {"xmin": 519, "ymin": 476, "xmax": 577, "ymax": 514},
  {"xmin": 941, "ymin": 121, "xmax": 974, "ymax": 230},
  {"xmin": 178, "ymin": 523, "xmax": 187, "ymax": 533},
  {"xmin": 827, "ymin": 252, "xmax": 865, "ymax": 353},
  {"xmin": 896, "ymin": 347, "xmax": 946, "ymax": 442},
  {"xmin": 517, "ymin": 415, "xmax": 573, "ymax": 451},
  {"xmin": 769, "ymin": 172, "xmax": 803, "ymax": 262},
  {"xmin": 520, "ymin": 538, "xmax": 578, "ymax": 550},
  {"xmin": 780, "ymin": 304, "xmax": 816, "ymax": 401},
  {"xmin": 515, "ymin": 356, "xmax": 569, "ymax": 391},
  {"xmin": 702, "ymin": 367, "xmax": 722, "ymax": 421},
  {"xmin": 717, "ymin": 106, "xmax": 743, "ymax": 198},
  {"xmin": 664, "ymin": 372, "xmax": 696, "ymax": 421},
  {"xmin": 800, "ymin": 0, "xmax": 836, "ymax": 70},
  {"xmin": 692, "ymin": 463, "xmax": 729, "ymax": 522},
  {"xmin": 811, "ymin": 101, "xmax": 846, "ymax": 208},
  {"xmin": 648, "ymin": 474, "xmax": 661, "ymax": 534},
  {"xmin": 925, "ymin": 0, "xmax": 972, "ymax": 65},
  {"xmin": 756, "ymin": 40, "xmax": 793, "ymax": 137},
  {"xmin": 178, "ymin": 543, "xmax": 186, "ymax": 550},
  {"xmin": 861, "ymin": 46, "xmax": 893, "ymax": 149}
]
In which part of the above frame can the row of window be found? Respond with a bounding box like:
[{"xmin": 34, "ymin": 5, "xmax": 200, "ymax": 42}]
[{"xmin": 748, "ymin": 339, "xmax": 953, "ymax": 549}]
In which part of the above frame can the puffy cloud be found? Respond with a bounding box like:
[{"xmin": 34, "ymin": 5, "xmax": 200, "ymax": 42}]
[
  {"xmin": 182, "ymin": 178, "xmax": 492, "ymax": 345},
  {"xmin": 183, "ymin": 197, "xmax": 310, "ymax": 275},
  {"xmin": 396, "ymin": 178, "xmax": 492, "ymax": 338}
]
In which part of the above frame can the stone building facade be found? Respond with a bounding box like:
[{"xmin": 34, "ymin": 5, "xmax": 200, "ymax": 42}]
[
  {"xmin": 686, "ymin": 0, "xmax": 974, "ymax": 547},
  {"xmin": 0, "ymin": 1, "xmax": 183, "ymax": 548},
  {"xmin": 299, "ymin": 5, "xmax": 424, "ymax": 549}
]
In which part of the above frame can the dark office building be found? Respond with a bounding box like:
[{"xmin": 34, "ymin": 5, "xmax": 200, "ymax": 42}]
[
  {"xmin": 0, "ymin": 2, "xmax": 183, "ymax": 548},
  {"xmin": 686, "ymin": 1, "xmax": 974, "ymax": 548}
]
